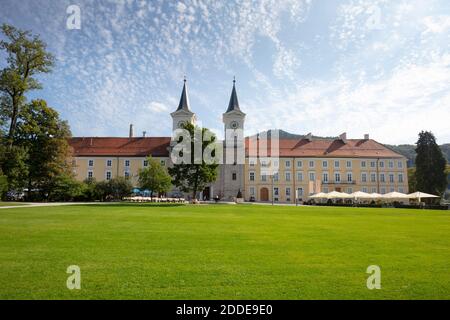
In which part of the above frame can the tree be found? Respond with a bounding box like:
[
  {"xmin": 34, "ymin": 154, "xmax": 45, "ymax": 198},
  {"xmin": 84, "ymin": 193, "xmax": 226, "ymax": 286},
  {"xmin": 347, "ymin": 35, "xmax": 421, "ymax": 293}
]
[
  {"xmin": 0, "ymin": 24, "xmax": 54, "ymax": 144},
  {"xmin": 414, "ymin": 131, "xmax": 447, "ymax": 196},
  {"xmin": 0, "ymin": 170, "xmax": 7, "ymax": 199},
  {"xmin": 138, "ymin": 156, "xmax": 172, "ymax": 198},
  {"xmin": 168, "ymin": 123, "xmax": 218, "ymax": 200},
  {"xmin": 109, "ymin": 177, "xmax": 132, "ymax": 200},
  {"xmin": 14, "ymin": 99, "xmax": 72, "ymax": 200},
  {"xmin": 47, "ymin": 173, "xmax": 84, "ymax": 202},
  {"xmin": 407, "ymin": 167, "xmax": 417, "ymax": 193},
  {"xmin": 94, "ymin": 178, "xmax": 132, "ymax": 201}
]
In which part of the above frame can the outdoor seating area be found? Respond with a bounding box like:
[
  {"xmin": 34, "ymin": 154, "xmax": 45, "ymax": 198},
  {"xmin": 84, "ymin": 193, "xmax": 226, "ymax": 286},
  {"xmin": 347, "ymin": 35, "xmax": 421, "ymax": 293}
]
[
  {"xmin": 309, "ymin": 191, "xmax": 440, "ymax": 204},
  {"xmin": 124, "ymin": 196, "xmax": 187, "ymax": 203}
]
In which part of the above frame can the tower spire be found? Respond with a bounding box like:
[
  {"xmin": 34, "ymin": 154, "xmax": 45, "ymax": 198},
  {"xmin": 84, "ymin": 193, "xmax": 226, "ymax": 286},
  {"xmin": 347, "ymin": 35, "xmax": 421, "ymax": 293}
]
[
  {"xmin": 176, "ymin": 77, "xmax": 190, "ymax": 111},
  {"xmin": 226, "ymin": 77, "xmax": 240, "ymax": 113}
]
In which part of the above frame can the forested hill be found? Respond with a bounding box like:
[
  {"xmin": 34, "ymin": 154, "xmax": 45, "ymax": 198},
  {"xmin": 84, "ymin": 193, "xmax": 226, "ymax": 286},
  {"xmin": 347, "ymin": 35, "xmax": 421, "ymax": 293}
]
[
  {"xmin": 385, "ymin": 144, "xmax": 450, "ymax": 166},
  {"xmin": 260, "ymin": 130, "xmax": 450, "ymax": 166}
]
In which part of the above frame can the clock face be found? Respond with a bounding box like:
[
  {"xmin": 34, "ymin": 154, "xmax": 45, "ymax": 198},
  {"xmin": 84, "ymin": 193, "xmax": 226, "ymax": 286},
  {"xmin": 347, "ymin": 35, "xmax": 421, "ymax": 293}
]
[
  {"xmin": 177, "ymin": 120, "xmax": 186, "ymax": 128},
  {"xmin": 230, "ymin": 121, "xmax": 239, "ymax": 129}
]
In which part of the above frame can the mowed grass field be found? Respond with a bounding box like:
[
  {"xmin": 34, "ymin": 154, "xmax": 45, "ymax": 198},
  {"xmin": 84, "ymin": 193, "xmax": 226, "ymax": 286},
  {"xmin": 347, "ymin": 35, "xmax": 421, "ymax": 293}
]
[{"xmin": 0, "ymin": 203, "xmax": 449, "ymax": 299}]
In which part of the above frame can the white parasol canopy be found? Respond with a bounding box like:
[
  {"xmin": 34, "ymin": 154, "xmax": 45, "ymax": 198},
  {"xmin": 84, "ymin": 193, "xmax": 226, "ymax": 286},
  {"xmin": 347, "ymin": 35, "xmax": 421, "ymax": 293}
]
[
  {"xmin": 408, "ymin": 192, "xmax": 439, "ymax": 202},
  {"xmin": 383, "ymin": 191, "xmax": 410, "ymax": 199},
  {"xmin": 350, "ymin": 191, "xmax": 372, "ymax": 199},
  {"xmin": 326, "ymin": 191, "xmax": 353, "ymax": 199},
  {"xmin": 309, "ymin": 192, "xmax": 328, "ymax": 199}
]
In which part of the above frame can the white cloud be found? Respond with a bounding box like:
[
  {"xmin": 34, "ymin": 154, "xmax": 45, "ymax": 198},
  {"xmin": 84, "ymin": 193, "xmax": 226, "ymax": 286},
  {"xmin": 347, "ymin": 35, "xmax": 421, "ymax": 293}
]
[
  {"xmin": 147, "ymin": 101, "xmax": 169, "ymax": 113},
  {"xmin": 422, "ymin": 15, "xmax": 450, "ymax": 34}
]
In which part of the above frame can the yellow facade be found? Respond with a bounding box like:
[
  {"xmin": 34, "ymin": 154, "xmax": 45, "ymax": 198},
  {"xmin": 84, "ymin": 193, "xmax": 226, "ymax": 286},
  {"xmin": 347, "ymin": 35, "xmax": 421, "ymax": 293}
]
[{"xmin": 244, "ymin": 157, "xmax": 408, "ymax": 203}]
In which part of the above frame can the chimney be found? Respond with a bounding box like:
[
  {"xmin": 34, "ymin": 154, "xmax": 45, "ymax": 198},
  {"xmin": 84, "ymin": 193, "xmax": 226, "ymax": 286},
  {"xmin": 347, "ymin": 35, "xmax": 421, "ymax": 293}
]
[
  {"xmin": 305, "ymin": 132, "xmax": 312, "ymax": 142},
  {"xmin": 143, "ymin": 131, "xmax": 147, "ymax": 137},
  {"xmin": 129, "ymin": 124, "xmax": 134, "ymax": 138},
  {"xmin": 364, "ymin": 133, "xmax": 369, "ymax": 140},
  {"xmin": 339, "ymin": 132, "xmax": 347, "ymax": 144}
]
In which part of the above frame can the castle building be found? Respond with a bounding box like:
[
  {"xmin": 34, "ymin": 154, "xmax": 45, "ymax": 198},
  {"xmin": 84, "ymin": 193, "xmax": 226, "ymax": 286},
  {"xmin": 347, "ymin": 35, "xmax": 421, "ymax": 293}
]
[{"xmin": 69, "ymin": 80, "xmax": 408, "ymax": 202}]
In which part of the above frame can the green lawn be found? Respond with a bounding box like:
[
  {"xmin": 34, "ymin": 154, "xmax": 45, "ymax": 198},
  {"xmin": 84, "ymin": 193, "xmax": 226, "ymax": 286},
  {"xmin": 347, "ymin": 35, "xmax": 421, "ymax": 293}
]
[{"xmin": 0, "ymin": 203, "xmax": 449, "ymax": 299}]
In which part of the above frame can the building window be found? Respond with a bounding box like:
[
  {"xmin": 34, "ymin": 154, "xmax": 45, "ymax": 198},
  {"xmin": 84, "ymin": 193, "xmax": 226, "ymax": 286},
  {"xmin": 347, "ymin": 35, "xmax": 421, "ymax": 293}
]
[
  {"xmin": 106, "ymin": 171, "xmax": 112, "ymax": 180},
  {"xmin": 297, "ymin": 188, "xmax": 304, "ymax": 197},
  {"xmin": 379, "ymin": 161, "xmax": 384, "ymax": 168},
  {"xmin": 249, "ymin": 159, "xmax": 256, "ymax": 166},
  {"xmin": 398, "ymin": 187, "xmax": 404, "ymax": 193},
  {"xmin": 87, "ymin": 171, "xmax": 93, "ymax": 179},
  {"xmin": 106, "ymin": 159, "xmax": 112, "ymax": 167},
  {"xmin": 143, "ymin": 160, "xmax": 149, "ymax": 167},
  {"xmin": 370, "ymin": 173, "xmax": 376, "ymax": 182},
  {"xmin": 249, "ymin": 187, "xmax": 255, "ymax": 196},
  {"xmin": 274, "ymin": 187, "xmax": 279, "ymax": 196},
  {"xmin": 389, "ymin": 173, "xmax": 394, "ymax": 183},
  {"xmin": 362, "ymin": 187, "xmax": 368, "ymax": 193},
  {"xmin": 309, "ymin": 160, "xmax": 315, "ymax": 168},
  {"xmin": 285, "ymin": 172, "xmax": 291, "ymax": 181},
  {"xmin": 380, "ymin": 187, "xmax": 386, "ymax": 194},
  {"xmin": 249, "ymin": 172, "xmax": 255, "ymax": 181},
  {"xmin": 361, "ymin": 160, "xmax": 366, "ymax": 168},
  {"xmin": 286, "ymin": 187, "xmax": 291, "ymax": 196},
  {"xmin": 273, "ymin": 160, "xmax": 279, "ymax": 168},
  {"xmin": 335, "ymin": 172, "xmax": 341, "ymax": 182},
  {"xmin": 389, "ymin": 161, "xmax": 394, "ymax": 168},
  {"xmin": 309, "ymin": 172, "xmax": 315, "ymax": 181},
  {"xmin": 398, "ymin": 173, "xmax": 403, "ymax": 183},
  {"xmin": 380, "ymin": 173, "xmax": 385, "ymax": 183},
  {"xmin": 297, "ymin": 160, "xmax": 303, "ymax": 168},
  {"xmin": 232, "ymin": 173, "xmax": 237, "ymax": 181},
  {"xmin": 346, "ymin": 161, "xmax": 352, "ymax": 168},
  {"xmin": 285, "ymin": 160, "xmax": 291, "ymax": 168},
  {"xmin": 125, "ymin": 160, "xmax": 130, "ymax": 167},
  {"xmin": 273, "ymin": 172, "xmax": 279, "ymax": 182},
  {"xmin": 322, "ymin": 160, "xmax": 328, "ymax": 168},
  {"xmin": 160, "ymin": 160, "xmax": 165, "ymax": 166},
  {"xmin": 371, "ymin": 187, "xmax": 377, "ymax": 193},
  {"xmin": 398, "ymin": 161, "xmax": 403, "ymax": 169},
  {"xmin": 390, "ymin": 187, "xmax": 395, "ymax": 192},
  {"xmin": 347, "ymin": 172, "xmax": 353, "ymax": 182},
  {"xmin": 124, "ymin": 171, "xmax": 130, "ymax": 179},
  {"xmin": 323, "ymin": 187, "xmax": 329, "ymax": 193},
  {"xmin": 334, "ymin": 160, "xmax": 340, "ymax": 168},
  {"xmin": 347, "ymin": 187, "xmax": 353, "ymax": 193},
  {"xmin": 261, "ymin": 173, "xmax": 267, "ymax": 182},
  {"xmin": 370, "ymin": 161, "xmax": 376, "ymax": 168},
  {"xmin": 297, "ymin": 172, "xmax": 303, "ymax": 181},
  {"xmin": 322, "ymin": 172, "xmax": 329, "ymax": 183},
  {"xmin": 361, "ymin": 173, "xmax": 367, "ymax": 183},
  {"xmin": 88, "ymin": 159, "xmax": 94, "ymax": 167},
  {"xmin": 261, "ymin": 160, "xmax": 268, "ymax": 167}
]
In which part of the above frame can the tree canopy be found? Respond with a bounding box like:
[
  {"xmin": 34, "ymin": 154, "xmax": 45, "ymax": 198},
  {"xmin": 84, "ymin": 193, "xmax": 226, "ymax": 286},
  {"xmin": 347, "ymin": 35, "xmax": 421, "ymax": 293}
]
[
  {"xmin": 138, "ymin": 156, "xmax": 172, "ymax": 198},
  {"xmin": 415, "ymin": 131, "xmax": 447, "ymax": 196},
  {"xmin": 168, "ymin": 123, "xmax": 219, "ymax": 200}
]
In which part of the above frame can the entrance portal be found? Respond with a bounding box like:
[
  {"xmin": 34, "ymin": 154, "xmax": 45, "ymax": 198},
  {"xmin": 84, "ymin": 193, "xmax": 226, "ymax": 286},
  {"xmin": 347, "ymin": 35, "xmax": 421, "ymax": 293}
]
[{"xmin": 260, "ymin": 187, "xmax": 269, "ymax": 201}]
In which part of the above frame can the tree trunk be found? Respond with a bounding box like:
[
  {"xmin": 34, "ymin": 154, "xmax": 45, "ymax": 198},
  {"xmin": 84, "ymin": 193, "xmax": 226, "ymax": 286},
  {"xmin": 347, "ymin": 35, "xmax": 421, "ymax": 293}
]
[{"xmin": 7, "ymin": 97, "xmax": 19, "ymax": 146}]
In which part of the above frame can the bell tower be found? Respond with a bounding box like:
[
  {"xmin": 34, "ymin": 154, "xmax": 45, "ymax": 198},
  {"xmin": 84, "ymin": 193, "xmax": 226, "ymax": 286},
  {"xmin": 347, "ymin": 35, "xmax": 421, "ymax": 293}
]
[
  {"xmin": 171, "ymin": 77, "xmax": 196, "ymax": 132},
  {"xmin": 221, "ymin": 78, "xmax": 246, "ymax": 200}
]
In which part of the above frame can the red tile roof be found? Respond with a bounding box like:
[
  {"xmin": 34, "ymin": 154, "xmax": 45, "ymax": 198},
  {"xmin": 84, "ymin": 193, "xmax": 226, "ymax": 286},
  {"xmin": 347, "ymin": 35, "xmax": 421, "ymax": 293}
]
[
  {"xmin": 246, "ymin": 138, "xmax": 405, "ymax": 159},
  {"xmin": 69, "ymin": 137, "xmax": 171, "ymax": 157},
  {"xmin": 69, "ymin": 137, "xmax": 404, "ymax": 159}
]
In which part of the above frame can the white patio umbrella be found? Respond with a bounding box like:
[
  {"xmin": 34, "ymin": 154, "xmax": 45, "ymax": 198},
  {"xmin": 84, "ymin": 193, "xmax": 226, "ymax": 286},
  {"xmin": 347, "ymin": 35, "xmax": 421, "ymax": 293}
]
[
  {"xmin": 369, "ymin": 193, "xmax": 382, "ymax": 199},
  {"xmin": 408, "ymin": 191, "xmax": 439, "ymax": 202},
  {"xmin": 350, "ymin": 191, "xmax": 372, "ymax": 200},
  {"xmin": 383, "ymin": 191, "xmax": 410, "ymax": 200},
  {"xmin": 326, "ymin": 191, "xmax": 353, "ymax": 199},
  {"xmin": 309, "ymin": 192, "xmax": 328, "ymax": 199}
]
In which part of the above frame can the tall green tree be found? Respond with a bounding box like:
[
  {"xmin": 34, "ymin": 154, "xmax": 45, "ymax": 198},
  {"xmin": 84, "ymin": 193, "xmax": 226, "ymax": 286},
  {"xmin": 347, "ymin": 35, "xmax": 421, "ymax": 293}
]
[
  {"xmin": 415, "ymin": 131, "xmax": 447, "ymax": 196},
  {"xmin": 14, "ymin": 99, "xmax": 72, "ymax": 200},
  {"xmin": 138, "ymin": 156, "xmax": 172, "ymax": 198},
  {"xmin": 168, "ymin": 123, "xmax": 218, "ymax": 200},
  {"xmin": 0, "ymin": 24, "xmax": 54, "ymax": 143}
]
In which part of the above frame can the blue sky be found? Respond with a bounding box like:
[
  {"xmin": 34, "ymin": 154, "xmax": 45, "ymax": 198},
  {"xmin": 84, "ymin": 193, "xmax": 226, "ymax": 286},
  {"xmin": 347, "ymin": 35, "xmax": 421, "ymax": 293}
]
[{"xmin": 1, "ymin": 0, "xmax": 449, "ymax": 144}]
